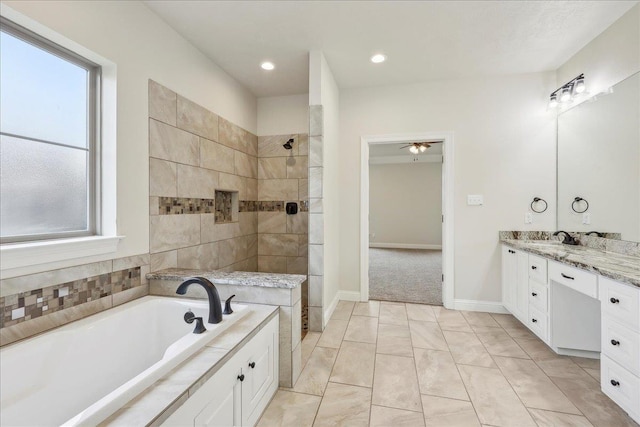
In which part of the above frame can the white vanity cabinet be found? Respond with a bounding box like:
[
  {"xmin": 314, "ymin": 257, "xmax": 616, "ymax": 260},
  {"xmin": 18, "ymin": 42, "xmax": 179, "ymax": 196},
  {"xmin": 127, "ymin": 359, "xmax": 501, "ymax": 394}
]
[
  {"xmin": 163, "ymin": 314, "xmax": 279, "ymax": 427},
  {"xmin": 599, "ymin": 277, "xmax": 640, "ymax": 422},
  {"xmin": 527, "ymin": 254, "xmax": 549, "ymax": 342},
  {"xmin": 501, "ymin": 246, "xmax": 529, "ymax": 323}
]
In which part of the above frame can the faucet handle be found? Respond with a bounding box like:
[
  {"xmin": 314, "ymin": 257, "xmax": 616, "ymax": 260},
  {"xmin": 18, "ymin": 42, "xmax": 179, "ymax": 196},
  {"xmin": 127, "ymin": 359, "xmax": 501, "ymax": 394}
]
[
  {"xmin": 224, "ymin": 294, "xmax": 236, "ymax": 315},
  {"xmin": 184, "ymin": 310, "xmax": 206, "ymax": 334}
]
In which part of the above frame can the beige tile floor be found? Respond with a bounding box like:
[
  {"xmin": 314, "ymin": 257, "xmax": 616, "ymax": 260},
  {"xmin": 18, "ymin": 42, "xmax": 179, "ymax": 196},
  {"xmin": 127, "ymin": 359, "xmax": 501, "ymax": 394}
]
[{"xmin": 258, "ymin": 301, "xmax": 639, "ymax": 427}]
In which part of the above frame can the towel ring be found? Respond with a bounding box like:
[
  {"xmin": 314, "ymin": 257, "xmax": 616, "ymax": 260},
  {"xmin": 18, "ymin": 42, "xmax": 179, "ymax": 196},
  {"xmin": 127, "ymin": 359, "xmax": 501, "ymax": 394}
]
[
  {"xmin": 530, "ymin": 197, "xmax": 548, "ymax": 214},
  {"xmin": 572, "ymin": 197, "xmax": 589, "ymax": 213}
]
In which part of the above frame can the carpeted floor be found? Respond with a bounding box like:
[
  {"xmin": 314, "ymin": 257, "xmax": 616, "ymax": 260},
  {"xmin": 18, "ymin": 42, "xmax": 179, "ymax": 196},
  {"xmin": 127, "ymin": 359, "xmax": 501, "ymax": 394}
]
[{"xmin": 369, "ymin": 248, "xmax": 442, "ymax": 305}]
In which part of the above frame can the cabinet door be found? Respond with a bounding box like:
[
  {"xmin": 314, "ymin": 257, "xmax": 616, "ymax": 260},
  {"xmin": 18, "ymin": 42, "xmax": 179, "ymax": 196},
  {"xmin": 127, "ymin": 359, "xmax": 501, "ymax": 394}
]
[
  {"xmin": 195, "ymin": 367, "xmax": 242, "ymax": 427},
  {"xmin": 162, "ymin": 355, "xmax": 242, "ymax": 427},
  {"xmin": 514, "ymin": 251, "xmax": 529, "ymax": 321},
  {"xmin": 501, "ymin": 246, "xmax": 517, "ymax": 312},
  {"xmin": 242, "ymin": 318, "xmax": 278, "ymax": 427}
]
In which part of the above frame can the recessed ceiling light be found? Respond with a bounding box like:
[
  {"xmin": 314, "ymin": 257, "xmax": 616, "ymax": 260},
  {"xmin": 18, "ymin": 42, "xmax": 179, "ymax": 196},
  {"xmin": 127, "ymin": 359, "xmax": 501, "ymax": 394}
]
[
  {"xmin": 370, "ymin": 54, "xmax": 386, "ymax": 64},
  {"xmin": 261, "ymin": 61, "xmax": 275, "ymax": 70}
]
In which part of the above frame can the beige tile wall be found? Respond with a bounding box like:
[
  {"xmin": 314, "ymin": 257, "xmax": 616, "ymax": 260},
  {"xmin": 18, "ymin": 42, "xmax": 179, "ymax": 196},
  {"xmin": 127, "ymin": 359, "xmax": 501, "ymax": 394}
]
[
  {"xmin": 149, "ymin": 80, "xmax": 259, "ymax": 272},
  {"xmin": 256, "ymin": 134, "xmax": 309, "ymax": 278}
]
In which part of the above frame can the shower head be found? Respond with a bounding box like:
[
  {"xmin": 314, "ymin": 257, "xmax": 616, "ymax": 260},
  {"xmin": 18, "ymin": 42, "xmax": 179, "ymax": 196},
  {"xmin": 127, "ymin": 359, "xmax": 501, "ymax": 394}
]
[{"xmin": 283, "ymin": 138, "xmax": 294, "ymax": 150}]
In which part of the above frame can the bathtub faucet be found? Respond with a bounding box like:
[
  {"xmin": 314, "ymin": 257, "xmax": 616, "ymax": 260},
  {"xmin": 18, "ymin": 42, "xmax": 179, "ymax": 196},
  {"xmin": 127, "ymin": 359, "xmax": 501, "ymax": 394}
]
[{"xmin": 176, "ymin": 277, "xmax": 223, "ymax": 324}]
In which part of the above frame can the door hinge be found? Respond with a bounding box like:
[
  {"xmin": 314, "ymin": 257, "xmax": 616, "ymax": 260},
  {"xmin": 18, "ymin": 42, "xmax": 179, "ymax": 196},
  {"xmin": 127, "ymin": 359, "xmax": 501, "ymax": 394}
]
[
  {"xmin": 442, "ymin": 274, "xmax": 444, "ymax": 282},
  {"xmin": 442, "ymin": 215, "xmax": 444, "ymax": 223}
]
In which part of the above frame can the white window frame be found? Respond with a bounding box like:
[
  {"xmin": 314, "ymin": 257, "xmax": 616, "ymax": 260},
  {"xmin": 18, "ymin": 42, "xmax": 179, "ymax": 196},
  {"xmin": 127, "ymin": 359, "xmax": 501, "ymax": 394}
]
[
  {"xmin": 0, "ymin": 6, "xmax": 121, "ymax": 278},
  {"xmin": 1, "ymin": 16, "xmax": 101, "ymax": 243}
]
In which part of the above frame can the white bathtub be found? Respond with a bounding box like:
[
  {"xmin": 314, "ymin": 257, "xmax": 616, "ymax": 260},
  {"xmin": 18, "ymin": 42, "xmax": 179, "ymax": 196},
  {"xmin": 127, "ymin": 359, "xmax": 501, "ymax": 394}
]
[{"xmin": 0, "ymin": 295, "xmax": 248, "ymax": 426}]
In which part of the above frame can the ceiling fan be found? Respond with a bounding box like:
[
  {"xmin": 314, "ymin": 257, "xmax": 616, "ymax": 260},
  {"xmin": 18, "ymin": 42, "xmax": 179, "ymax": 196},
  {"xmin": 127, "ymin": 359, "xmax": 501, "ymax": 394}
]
[{"xmin": 399, "ymin": 141, "xmax": 443, "ymax": 154}]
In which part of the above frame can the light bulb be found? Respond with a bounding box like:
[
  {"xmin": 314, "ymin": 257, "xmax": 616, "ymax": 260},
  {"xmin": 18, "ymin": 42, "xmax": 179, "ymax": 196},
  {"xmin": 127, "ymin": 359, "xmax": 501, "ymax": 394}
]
[
  {"xmin": 419, "ymin": 145, "xmax": 427, "ymax": 152},
  {"xmin": 560, "ymin": 87, "xmax": 571, "ymax": 102},
  {"xmin": 409, "ymin": 145, "xmax": 419, "ymax": 154},
  {"xmin": 575, "ymin": 78, "xmax": 585, "ymax": 94},
  {"xmin": 548, "ymin": 93, "xmax": 558, "ymax": 108},
  {"xmin": 261, "ymin": 61, "xmax": 275, "ymax": 70},
  {"xmin": 370, "ymin": 54, "xmax": 386, "ymax": 64}
]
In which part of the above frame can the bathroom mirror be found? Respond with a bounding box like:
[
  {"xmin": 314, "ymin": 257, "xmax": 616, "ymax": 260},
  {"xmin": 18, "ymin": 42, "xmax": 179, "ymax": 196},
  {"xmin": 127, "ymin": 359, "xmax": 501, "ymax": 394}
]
[{"xmin": 557, "ymin": 72, "xmax": 640, "ymax": 242}]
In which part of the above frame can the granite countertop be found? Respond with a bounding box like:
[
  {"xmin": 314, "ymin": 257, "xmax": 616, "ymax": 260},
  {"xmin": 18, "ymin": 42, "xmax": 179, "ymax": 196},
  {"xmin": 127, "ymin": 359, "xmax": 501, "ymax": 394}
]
[
  {"xmin": 102, "ymin": 304, "xmax": 279, "ymax": 426},
  {"xmin": 146, "ymin": 268, "xmax": 306, "ymax": 289},
  {"xmin": 501, "ymin": 239, "xmax": 640, "ymax": 288}
]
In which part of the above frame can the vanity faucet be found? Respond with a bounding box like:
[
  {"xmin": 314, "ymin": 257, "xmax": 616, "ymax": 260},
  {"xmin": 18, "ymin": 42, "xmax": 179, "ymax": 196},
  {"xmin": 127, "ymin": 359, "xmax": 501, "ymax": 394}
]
[
  {"xmin": 176, "ymin": 277, "xmax": 223, "ymax": 324},
  {"xmin": 585, "ymin": 231, "xmax": 605, "ymax": 237},
  {"xmin": 553, "ymin": 230, "xmax": 579, "ymax": 246}
]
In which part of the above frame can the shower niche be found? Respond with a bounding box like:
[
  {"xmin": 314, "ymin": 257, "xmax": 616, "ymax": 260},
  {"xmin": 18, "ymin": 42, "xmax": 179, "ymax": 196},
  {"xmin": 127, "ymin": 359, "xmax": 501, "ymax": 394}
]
[{"xmin": 215, "ymin": 190, "xmax": 238, "ymax": 223}]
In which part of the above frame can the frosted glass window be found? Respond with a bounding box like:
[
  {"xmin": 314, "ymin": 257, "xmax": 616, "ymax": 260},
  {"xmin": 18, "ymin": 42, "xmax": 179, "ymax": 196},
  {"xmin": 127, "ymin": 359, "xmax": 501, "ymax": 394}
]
[
  {"xmin": 0, "ymin": 31, "xmax": 88, "ymax": 148},
  {"xmin": 0, "ymin": 18, "xmax": 99, "ymax": 242}
]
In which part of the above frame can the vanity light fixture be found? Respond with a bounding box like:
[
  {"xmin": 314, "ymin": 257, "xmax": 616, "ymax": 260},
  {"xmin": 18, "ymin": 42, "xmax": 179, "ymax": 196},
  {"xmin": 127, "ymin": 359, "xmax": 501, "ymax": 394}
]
[
  {"xmin": 261, "ymin": 61, "xmax": 275, "ymax": 70},
  {"xmin": 548, "ymin": 73, "xmax": 586, "ymax": 108},
  {"xmin": 370, "ymin": 54, "xmax": 386, "ymax": 64}
]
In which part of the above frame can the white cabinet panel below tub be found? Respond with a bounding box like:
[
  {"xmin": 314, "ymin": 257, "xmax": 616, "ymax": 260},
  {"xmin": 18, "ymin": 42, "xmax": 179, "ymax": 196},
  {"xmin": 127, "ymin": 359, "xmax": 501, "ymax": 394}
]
[{"xmin": 163, "ymin": 314, "xmax": 279, "ymax": 427}]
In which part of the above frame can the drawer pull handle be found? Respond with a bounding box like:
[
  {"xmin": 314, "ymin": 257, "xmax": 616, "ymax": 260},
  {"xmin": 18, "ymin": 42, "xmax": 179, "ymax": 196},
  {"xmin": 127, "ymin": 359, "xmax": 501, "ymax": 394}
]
[
  {"xmin": 531, "ymin": 318, "xmax": 538, "ymax": 323},
  {"xmin": 531, "ymin": 266, "xmax": 537, "ymax": 270},
  {"xmin": 610, "ymin": 379, "xmax": 620, "ymax": 387},
  {"xmin": 610, "ymin": 297, "xmax": 620, "ymax": 304},
  {"xmin": 611, "ymin": 339, "xmax": 620, "ymax": 346},
  {"xmin": 237, "ymin": 374, "xmax": 245, "ymax": 382},
  {"xmin": 249, "ymin": 362, "xmax": 256, "ymax": 369},
  {"xmin": 560, "ymin": 273, "xmax": 574, "ymax": 280},
  {"xmin": 531, "ymin": 292, "xmax": 538, "ymax": 297}
]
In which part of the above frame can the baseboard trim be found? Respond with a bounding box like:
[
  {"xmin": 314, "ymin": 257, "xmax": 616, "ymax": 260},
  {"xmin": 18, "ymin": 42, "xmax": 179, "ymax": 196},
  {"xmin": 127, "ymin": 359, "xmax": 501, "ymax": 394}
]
[
  {"xmin": 324, "ymin": 293, "xmax": 340, "ymax": 326},
  {"xmin": 452, "ymin": 299, "xmax": 508, "ymax": 314},
  {"xmin": 337, "ymin": 290, "xmax": 362, "ymax": 302},
  {"xmin": 369, "ymin": 243, "xmax": 442, "ymax": 250}
]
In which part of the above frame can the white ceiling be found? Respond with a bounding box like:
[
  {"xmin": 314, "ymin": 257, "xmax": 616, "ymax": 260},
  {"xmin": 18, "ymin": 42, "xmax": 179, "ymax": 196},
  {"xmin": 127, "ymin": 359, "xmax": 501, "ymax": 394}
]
[{"xmin": 145, "ymin": 1, "xmax": 637, "ymax": 98}]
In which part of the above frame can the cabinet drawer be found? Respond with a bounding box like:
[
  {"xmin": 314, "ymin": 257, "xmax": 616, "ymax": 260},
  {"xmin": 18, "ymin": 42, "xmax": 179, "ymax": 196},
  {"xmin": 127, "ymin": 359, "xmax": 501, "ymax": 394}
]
[
  {"xmin": 601, "ymin": 355, "xmax": 640, "ymax": 420},
  {"xmin": 528, "ymin": 254, "xmax": 548, "ymax": 284},
  {"xmin": 600, "ymin": 277, "xmax": 640, "ymax": 332},
  {"xmin": 602, "ymin": 316, "xmax": 640, "ymax": 376},
  {"xmin": 529, "ymin": 281, "xmax": 548, "ymax": 312},
  {"xmin": 528, "ymin": 304, "xmax": 548, "ymax": 342},
  {"xmin": 548, "ymin": 261, "xmax": 598, "ymax": 298}
]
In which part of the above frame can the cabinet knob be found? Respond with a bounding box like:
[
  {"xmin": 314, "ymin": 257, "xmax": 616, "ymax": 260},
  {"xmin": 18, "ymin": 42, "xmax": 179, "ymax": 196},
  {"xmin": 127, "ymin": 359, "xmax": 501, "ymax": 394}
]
[
  {"xmin": 611, "ymin": 339, "xmax": 620, "ymax": 346},
  {"xmin": 610, "ymin": 379, "xmax": 620, "ymax": 387},
  {"xmin": 249, "ymin": 362, "xmax": 256, "ymax": 369},
  {"xmin": 237, "ymin": 374, "xmax": 245, "ymax": 382},
  {"xmin": 531, "ymin": 318, "xmax": 538, "ymax": 323},
  {"xmin": 531, "ymin": 266, "xmax": 537, "ymax": 270},
  {"xmin": 610, "ymin": 297, "xmax": 620, "ymax": 304},
  {"xmin": 531, "ymin": 292, "xmax": 537, "ymax": 297}
]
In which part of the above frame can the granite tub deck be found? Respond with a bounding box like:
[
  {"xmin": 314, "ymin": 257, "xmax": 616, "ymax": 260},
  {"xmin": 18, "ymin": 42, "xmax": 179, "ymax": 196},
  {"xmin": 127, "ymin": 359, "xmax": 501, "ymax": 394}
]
[
  {"xmin": 500, "ymin": 239, "xmax": 640, "ymax": 288},
  {"xmin": 102, "ymin": 303, "xmax": 278, "ymax": 426},
  {"xmin": 148, "ymin": 269, "xmax": 306, "ymax": 388}
]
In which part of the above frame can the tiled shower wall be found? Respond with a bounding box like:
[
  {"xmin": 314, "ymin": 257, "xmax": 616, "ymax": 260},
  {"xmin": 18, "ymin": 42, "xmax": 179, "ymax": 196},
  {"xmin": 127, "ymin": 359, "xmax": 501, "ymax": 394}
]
[
  {"xmin": 308, "ymin": 106, "xmax": 324, "ymax": 332},
  {"xmin": 148, "ymin": 80, "xmax": 259, "ymax": 272},
  {"xmin": 256, "ymin": 134, "xmax": 309, "ymax": 331}
]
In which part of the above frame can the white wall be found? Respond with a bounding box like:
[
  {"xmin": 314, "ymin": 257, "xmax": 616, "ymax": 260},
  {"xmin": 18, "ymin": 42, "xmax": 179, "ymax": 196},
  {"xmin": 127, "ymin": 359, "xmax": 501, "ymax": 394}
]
[
  {"xmin": 340, "ymin": 73, "xmax": 558, "ymax": 302},
  {"xmin": 2, "ymin": 1, "xmax": 257, "ymax": 263},
  {"xmin": 557, "ymin": 4, "xmax": 640, "ymax": 98},
  {"xmin": 257, "ymin": 93, "xmax": 309, "ymax": 136},
  {"xmin": 369, "ymin": 163, "xmax": 442, "ymax": 247}
]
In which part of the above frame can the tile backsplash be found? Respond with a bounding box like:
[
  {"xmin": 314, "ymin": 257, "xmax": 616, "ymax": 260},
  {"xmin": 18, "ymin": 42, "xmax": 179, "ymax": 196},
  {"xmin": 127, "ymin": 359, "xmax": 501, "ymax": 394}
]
[{"xmin": 0, "ymin": 255, "xmax": 150, "ymax": 346}]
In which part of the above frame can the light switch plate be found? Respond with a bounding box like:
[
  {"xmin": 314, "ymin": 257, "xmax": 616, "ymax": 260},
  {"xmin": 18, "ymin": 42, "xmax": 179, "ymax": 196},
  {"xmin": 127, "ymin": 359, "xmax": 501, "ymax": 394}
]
[
  {"xmin": 582, "ymin": 213, "xmax": 591, "ymax": 225},
  {"xmin": 467, "ymin": 195, "xmax": 483, "ymax": 206},
  {"xmin": 525, "ymin": 212, "xmax": 533, "ymax": 224}
]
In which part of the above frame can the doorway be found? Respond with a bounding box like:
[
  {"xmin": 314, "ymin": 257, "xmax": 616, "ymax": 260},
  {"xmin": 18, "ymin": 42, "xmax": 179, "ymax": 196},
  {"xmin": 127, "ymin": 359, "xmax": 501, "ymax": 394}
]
[{"xmin": 360, "ymin": 133, "xmax": 455, "ymax": 308}]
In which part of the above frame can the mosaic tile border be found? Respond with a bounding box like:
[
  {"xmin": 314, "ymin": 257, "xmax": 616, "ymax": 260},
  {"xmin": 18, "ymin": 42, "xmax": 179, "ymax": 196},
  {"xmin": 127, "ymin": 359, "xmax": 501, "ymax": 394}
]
[
  {"xmin": 158, "ymin": 198, "xmax": 309, "ymax": 214},
  {"xmin": 159, "ymin": 197, "xmax": 214, "ymax": 215},
  {"xmin": 215, "ymin": 191, "xmax": 234, "ymax": 223},
  {"xmin": 0, "ymin": 267, "xmax": 142, "ymax": 329}
]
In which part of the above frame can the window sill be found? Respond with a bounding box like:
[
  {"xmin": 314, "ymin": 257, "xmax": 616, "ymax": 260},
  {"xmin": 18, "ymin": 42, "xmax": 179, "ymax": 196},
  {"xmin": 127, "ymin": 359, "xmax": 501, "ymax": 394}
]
[{"xmin": 1, "ymin": 235, "xmax": 123, "ymax": 272}]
